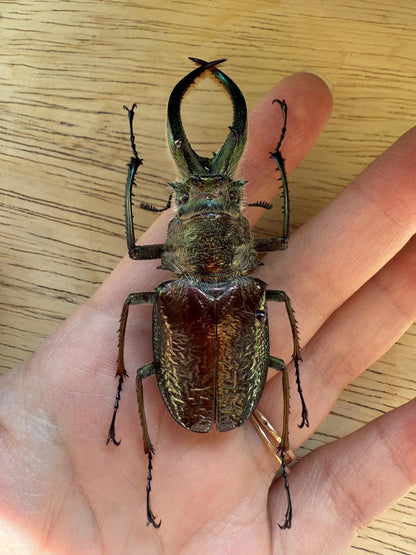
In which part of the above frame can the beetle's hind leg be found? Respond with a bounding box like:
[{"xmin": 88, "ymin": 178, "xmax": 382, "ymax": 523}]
[
  {"xmin": 109, "ymin": 358, "xmax": 161, "ymax": 528},
  {"xmin": 136, "ymin": 362, "xmax": 161, "ymax": 528},
  {"xmin": 106, "ymin": 372, "xmax": 125, "ymax": 446},
  {"xmin": 251, "ymin": 356, "xmax": 294, "ymax": 528},
  {"xmin": 270, "ymin": 355, "xmax": 293, "ymax": 530}
]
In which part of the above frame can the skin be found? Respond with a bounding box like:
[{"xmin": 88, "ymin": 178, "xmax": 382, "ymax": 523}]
[{"xmin": 0, "ymin": 72, "xmax": 415, "ymax": 555}]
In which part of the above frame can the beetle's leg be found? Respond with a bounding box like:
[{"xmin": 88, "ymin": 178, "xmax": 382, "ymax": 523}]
[
  {"xmin": 268, "ymin": 356, "xmax": 290, "ymax": 451},
  {"xmin": 253, "ymin": 99, "xmax": 290, "ymax": 253},
  {"xmin": 252, "ymin": 357, "xmax": 294, "ymax": 529},
  {"xmin": 267, "ymin": 290, "xmax": 309, "ymax": 428},
  {"xmin": 136, "ymin": 362, "xmax": 161, "ymax": 529},
  {"xmin": 123, "ymin": 104, "xmax": 165, "ymax": 261},
  {"xmin": 106, "ymin": 291, "xmax": 155, "ymax": 446},
  {"xmin": 269, "ymin": 355, "xmax": 293, "ymax": 530}
]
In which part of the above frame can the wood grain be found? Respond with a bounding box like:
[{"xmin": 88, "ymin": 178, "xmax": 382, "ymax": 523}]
[{"xmin": 1, "ymin": 1, "xmax": 415, "ymax": 552}]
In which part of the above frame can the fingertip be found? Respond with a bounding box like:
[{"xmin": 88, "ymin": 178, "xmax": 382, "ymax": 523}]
[
  {"xmin": 259, "ymin": 71, "xmax": 334, "ymax": 122},
  {"xmin": 280, "ymin": 72, "xmax": 334, "ymax": 165},
  {"xmin": 298, "ymin": 70, "xmax": 334, "ymax": 95}
]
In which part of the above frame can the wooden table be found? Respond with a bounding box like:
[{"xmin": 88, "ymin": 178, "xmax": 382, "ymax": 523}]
[{"xmin": 2, "ymin": 1, "xmax": 415, "ymax": 552}]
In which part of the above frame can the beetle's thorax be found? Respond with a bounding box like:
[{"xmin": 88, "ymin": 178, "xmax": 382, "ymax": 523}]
[{"xmin": 160, "ymin": 175, "xmax": 259, "ymax": 279}]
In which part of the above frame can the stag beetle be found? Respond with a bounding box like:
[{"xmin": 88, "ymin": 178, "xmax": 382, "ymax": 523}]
[{"xmin": 107, "ymin": 58, "xmax": 309, "ymax": 529}]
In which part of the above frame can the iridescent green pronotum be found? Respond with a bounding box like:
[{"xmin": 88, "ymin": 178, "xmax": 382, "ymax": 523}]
[{"xmin": 107, "ymin": 58, "xmax": 309, "ymax": 530}]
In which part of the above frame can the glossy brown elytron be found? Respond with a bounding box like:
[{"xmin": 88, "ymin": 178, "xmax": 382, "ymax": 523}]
[{"xmin": 106, "ymin": 58, "xmax": 309, "ymax": 529}]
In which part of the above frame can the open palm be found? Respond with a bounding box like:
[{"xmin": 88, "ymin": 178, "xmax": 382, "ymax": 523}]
[{"xmin": 1, "ymin": 72, "xmax": 415, "ymax": 555}]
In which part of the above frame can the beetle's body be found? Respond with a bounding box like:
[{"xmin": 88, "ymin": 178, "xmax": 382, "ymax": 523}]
[
  {"xmin": 107, "ymin": 58, "xmax": 308, "ymax": 530},
  {"xmin": 155, "ymin": 172, "xmax": 269, "ymax": 431}
]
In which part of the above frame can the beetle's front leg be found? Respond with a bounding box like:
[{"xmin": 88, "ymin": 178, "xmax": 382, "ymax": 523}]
[
  {"xmin": 267, "ymin": 290, "xmax": 309, "ymax": 428},
  {"xmin": 253, "ymin": 99, "xmax": 290, "ymax": 253},
  {"xmin": 106, "ymin": 291, "xmax": 155, "ymax": 446},
  {"xmin": 123, "ymin": 104, "xmax": 165, "ymax": 261}
]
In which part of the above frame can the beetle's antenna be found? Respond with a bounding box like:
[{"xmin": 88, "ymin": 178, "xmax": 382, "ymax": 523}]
[
  {"xmin": 140, "ymin": 193, "xmax": 172, "ymax": 212},
  {"xmin": 246, "ymin": 200, "xmax": 273, "ymax": 209}
]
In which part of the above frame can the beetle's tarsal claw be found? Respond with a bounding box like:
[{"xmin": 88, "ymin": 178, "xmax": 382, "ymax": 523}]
[
  {"xmin": 106, "ymin": 409, "xmax": 122, "ymax": 446},
  {"xmin": 147, "ymin": 509, "xmax": 161, "ymax": 529},
  {"xmin": 146, "ymin": 450, "xmax": 161, "ymax": 528},
  {"xmin": 278, "ymin": 451, "xmax": 293, "ymax": 530},
  {"xmin": 298, "ymin": 400, "xmax": 309, "ymax": 429},
  {"xmin": 106, "ymin": 419, "xmax": 121, "ymax": 446}
]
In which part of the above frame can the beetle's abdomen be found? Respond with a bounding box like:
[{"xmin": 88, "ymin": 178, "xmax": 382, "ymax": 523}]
[{"xmin": 153, "ymin": 277, "xmax": 269, "ymax": 432}]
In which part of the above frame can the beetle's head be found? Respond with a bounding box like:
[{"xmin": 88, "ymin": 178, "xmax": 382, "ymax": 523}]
[
  {"xmin": 167, "ymin": 58, "xmax": 247, "ymax": 205},
  {"xmin": 170, "ymin": 174, "xmax": 247, "ymax": 218}
]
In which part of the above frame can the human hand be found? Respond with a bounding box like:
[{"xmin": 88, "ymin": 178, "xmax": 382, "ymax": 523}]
[{"xmin": 0, "ymin": 72, "xmax": 414, "ymax": 555}]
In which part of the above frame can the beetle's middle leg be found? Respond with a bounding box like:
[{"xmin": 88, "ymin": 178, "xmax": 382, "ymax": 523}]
[
  {"xmin": 267, "ymin": 289, "xmax": 309, "ymax": 428},
  {"xmin": 106, "ymin": 291, "xmax": 155, "ymax": 446}
]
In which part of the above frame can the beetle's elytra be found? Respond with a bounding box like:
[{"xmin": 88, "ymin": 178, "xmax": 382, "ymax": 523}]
[{"xmin": 107, "ymin": 58, "xmax": 309, "ymax": 530}]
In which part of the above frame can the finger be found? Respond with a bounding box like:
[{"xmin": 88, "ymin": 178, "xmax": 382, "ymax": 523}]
[
  {"xmin": 238, "ymin": 71, "xmax": 333, "ymax": 222},
  {"xmin": 301, "ymin": 234, "xmax": 416, "ymax": 429},
  {"xmin": 269, "ymin": 397, "xmax": 416, "ymax": 554},
  {"xmin": 262, "ymin": 126, "xmax": 416, "ymax": 356},
  {"xmin": 91, "ymin": 72, "xmax": 333, "ymax": 313},
  {"xmin": 258, "ymin": 127, "xmax": 416, "ymax": 436},
  {"xmin": 260, "ymin": 232, "xmax": 416, "ymax": 436}
]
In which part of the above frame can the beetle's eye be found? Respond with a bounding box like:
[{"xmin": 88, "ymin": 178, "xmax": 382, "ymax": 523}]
[
  {"xmin": 179, "ymin": 193, "xmax": 189, "ymax": 204},
  {"xmin": 255, "ymin": 310, "xmax": 266, "ymax": 321},
  {"xmin": 229, "ymin": 191, "xmax": 239, "ymax": 202}
]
